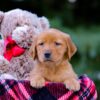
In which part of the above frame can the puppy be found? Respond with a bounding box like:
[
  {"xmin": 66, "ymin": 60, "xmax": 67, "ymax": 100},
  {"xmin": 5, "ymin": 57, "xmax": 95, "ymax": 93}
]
[{"xmin": 29, "ymin": 28, "xmax": 80, "ymax": 91}]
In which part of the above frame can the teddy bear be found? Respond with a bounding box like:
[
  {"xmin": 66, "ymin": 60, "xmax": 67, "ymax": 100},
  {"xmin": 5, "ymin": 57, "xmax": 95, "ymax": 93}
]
[{"xmin": 0, "ymin": 9, "xmax": 50, "ymax": 80}]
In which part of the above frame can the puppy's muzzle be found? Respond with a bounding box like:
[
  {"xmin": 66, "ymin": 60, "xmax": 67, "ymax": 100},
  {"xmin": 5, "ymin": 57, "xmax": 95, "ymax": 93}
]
[{"xmin": 44, "ymin": 50, "xmax": 52, "ymax": 61}]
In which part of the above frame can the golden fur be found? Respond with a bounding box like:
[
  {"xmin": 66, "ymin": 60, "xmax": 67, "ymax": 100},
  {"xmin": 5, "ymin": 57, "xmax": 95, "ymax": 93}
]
[{"xmin": 29, "ymin": 28, "xmax": 80, "ymax": 91}]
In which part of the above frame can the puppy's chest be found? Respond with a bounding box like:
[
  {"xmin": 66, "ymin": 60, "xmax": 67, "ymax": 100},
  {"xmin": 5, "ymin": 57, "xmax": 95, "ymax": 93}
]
[{"xmin": 43, "ymin": 68, "xmax": 64, "ymax": 82}]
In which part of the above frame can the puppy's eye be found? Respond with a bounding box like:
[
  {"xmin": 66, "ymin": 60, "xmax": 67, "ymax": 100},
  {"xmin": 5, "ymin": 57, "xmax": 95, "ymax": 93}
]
[
  {"xmin": 38, "ymin": 42, "xmax": 44, "ymax": 46},
  {"xmin": 55, "ymin": 42, "xmax": 62, "ymax": 46}
]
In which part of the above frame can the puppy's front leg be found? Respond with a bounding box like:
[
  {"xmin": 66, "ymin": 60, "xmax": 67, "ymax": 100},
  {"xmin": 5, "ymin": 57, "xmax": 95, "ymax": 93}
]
[
  {"xmin": 30, "ymin": 73, "xmax": 45, "ymax": 88},
  {"xmin": 64, "ymin": 78, "xmax": 80, "ymax": 91}
]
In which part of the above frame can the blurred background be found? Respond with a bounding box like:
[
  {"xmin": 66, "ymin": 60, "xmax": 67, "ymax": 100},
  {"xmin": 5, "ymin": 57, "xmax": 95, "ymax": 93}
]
[{"xmin": 0, "ymin": 0, "xmax": 100, "ymax": 99}]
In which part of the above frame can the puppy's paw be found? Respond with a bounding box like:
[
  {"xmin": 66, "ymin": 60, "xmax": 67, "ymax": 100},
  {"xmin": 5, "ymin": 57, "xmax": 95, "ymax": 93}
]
[
  {"xmin": 64, "ymin": 79, "xmax": 80, "ymax": 91},
  {"xmin": 30, "ymin": 77, "xmax": 45, "ymax": 88}
]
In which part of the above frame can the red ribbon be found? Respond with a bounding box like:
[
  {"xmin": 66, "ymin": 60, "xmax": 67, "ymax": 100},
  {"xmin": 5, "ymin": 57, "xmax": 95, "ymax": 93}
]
[{"xmin": 4, "ymin": 36, "xmax": 25, "ymax": 61}]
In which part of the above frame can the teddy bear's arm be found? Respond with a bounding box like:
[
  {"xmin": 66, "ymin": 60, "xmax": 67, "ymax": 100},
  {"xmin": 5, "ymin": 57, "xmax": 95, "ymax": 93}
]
[{"xmin": 0, "ymin": 40, "xmax": 9, "ymax": 66}]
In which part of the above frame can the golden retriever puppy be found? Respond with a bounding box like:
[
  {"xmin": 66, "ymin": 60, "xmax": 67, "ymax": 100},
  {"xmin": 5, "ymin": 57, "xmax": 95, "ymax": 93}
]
[{"xmin": 29, "ymin": 28, "xmax": 80, "ymax": 91}]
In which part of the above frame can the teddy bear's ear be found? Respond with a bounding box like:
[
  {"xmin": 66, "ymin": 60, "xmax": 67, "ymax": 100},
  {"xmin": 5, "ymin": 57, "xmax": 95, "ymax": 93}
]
[
  {"xmin": 0, "ymin": 11, "xmax": 4, "ymax": 24},
  {"xmin": 39, "ymin": 17, "xmax": 50, "ymax": 30}
]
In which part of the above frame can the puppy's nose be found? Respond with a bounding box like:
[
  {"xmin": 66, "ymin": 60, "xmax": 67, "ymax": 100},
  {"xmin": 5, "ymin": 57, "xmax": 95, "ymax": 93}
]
[{"xmin": 44, "ymin": 53, "xmax": 51, "ymax": 58}]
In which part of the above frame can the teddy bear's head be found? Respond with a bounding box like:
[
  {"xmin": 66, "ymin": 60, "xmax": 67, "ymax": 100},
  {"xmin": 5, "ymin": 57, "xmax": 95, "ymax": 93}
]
[{"xmin": 0, "ymin": 9, "xmax": 50, "ymax": 49}]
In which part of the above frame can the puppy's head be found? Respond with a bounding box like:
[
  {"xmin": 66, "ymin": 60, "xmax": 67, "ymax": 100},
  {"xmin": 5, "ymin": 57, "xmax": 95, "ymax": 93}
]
[{"xmin": 30, "ymin": 28, "xmax": 77, "ymax": 65}]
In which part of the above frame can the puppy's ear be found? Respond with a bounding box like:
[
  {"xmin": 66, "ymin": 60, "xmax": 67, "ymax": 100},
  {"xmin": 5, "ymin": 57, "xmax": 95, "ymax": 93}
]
[
  {"xmin": 64, "ymin": 34, "xmax": 77, "ymax": 60},
  {"xmin": 29, "ymin": 36, "xmax": 37, "ymax": 60}
]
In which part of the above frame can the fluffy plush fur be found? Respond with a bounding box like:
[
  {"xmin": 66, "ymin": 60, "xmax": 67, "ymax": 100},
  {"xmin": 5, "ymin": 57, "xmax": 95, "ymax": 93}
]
[
  {"xmin": 0, "ymin": 9, "xmax": 50, "ymax": 80},
  {"xmin": 29, "ymin": 28, "xmax": 80, "ymax": 91}
]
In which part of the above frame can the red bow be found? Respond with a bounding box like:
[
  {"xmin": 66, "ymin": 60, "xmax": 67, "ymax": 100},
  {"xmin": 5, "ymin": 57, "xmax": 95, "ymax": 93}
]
[{"xmin": 4, "ymin": 36, "xmax": 25, "ymax": 61}]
